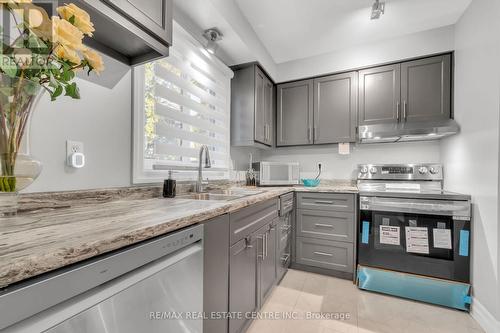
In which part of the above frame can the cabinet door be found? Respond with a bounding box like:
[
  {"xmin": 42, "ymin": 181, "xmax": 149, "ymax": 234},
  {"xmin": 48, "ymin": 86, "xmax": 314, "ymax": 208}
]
[
  {"xmin": 254, "ymin": 67, "xmax": 267, "ymax": 145},
  {"xmin": 104, "ymin": 0, "xmax": 172, "ymax": 44},
  {"xmin": 277, "ymin": 80, "xmax": 314, "ymax": 146},
  {"xmin": 401, "ymin": 55, "xmax": 451, "ymax": 122},
  {"xmin": 264, "ymin": 77, "xmax": 274, "ymax": 145},
  {"xmin": 229, "ymin": 237, "xmax": 258, "ymax": 333},
  {"xmin": 259, "ymin": 222, "xmax": 277, "ymax": 306},
  {"xmin": 358, "ymin": 64, "xmax": 401, "ymax": 125},
  {"xmin": 203, "ymin": 215, "xmax": 229, "ymax": 333},
  {"xmin": 313, "ymin": 72, "xmax": 357, "ymax": 144}
]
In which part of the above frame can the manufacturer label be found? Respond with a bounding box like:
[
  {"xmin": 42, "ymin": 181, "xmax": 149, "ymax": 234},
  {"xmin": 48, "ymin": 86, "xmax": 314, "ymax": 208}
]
[
  {"xmin": 380, "ymin": 225, "xmax": 400, "ymax": 245},
  {"xmin": 405, "ymin": 227, "xmax": 429, "ymax": 254}
]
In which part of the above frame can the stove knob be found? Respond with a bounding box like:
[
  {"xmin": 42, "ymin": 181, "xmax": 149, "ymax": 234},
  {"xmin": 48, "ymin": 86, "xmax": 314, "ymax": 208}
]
[
  {"xmin": 360, "ymin": 166, "xmax": 368, "ymax": 174},
  {"xmin": 370, "ymin": 167, "xmax": 378, "ymax": 174},
  {"xmin": 418, "ymin": 167, "xmax": 429, "ymax": 174},
  {"xmin": 429, "ymin": 167, "xmax": 439, "ymax": 175}
]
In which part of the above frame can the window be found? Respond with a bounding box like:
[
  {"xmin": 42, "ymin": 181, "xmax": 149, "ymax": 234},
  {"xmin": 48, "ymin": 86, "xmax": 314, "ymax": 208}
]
[{"xmin": 133, "ymin": 22, "xmax": 233, "ymax": 183}]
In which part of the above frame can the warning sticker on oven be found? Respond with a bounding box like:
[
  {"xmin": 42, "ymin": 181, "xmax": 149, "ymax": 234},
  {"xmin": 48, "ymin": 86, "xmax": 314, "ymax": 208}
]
[
  {"xmin": 380, "ymin": 225, "xmax": 400, "ymax": 245},
  {"xmin": 433, "ymin": 228, "xmax": 452, "ymax": 249},
  {"xmin": 405, "ymin": 227, "xmax": 429, "ymax": 254}
]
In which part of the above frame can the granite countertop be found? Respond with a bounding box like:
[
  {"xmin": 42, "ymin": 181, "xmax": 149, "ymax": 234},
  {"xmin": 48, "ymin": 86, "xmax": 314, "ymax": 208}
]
[{"xmin": 0, "ymin": 182, "xmax": 358, "ymax": 288}]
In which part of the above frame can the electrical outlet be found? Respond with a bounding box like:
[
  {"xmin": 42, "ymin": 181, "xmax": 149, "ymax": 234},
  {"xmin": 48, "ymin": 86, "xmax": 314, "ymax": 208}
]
[{"xmin": 66, "ymin": 140, "xmax": 84, "ymax": 166}]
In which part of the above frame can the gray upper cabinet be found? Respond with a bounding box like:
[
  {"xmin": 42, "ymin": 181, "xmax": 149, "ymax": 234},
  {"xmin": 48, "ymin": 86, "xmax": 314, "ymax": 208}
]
[
  {"xmin": 401, "ymin": 55, "xmax": 451, "ymax": 122},
  {"xmin": 231, "ymin": 64, "xmax": 274, "ymax": 147},
  {"xmin": 313, "ymin": 72, "xmax": 357, "ymax": 143},
  {"xmin": 277, "ymin": 80, "xmax": 314, "ymax": 146},
  {"xmin": 358, "ymin": 64, "xmax": 401, "ymax": 125},
  {"xmin": 70, "ymin": 0, "xmax": 172, "ymax": 65}
]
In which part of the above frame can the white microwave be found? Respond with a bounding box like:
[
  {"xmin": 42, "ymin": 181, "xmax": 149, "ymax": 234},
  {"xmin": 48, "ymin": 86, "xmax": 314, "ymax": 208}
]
[{"xmin": 252, "ymin": 162, "xmax": 300, "ymax": 186}]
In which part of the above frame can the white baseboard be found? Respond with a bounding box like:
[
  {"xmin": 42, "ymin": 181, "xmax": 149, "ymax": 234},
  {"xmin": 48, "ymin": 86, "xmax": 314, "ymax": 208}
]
[{"xmin": 471, "ymin": 299, "xmax": 500, "ymax": 333}]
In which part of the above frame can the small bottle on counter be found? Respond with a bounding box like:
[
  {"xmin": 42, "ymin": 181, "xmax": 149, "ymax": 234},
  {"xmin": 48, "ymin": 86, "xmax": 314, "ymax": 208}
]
[{"xmin": 163, "ymin": 171, "xmax": 176, "ymax": 198}]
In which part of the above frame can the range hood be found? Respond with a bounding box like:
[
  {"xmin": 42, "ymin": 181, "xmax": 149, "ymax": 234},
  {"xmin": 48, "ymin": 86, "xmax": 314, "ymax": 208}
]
[{"xmin": 358, "ymin": 119, "xmax": 460, "ymax": 144}]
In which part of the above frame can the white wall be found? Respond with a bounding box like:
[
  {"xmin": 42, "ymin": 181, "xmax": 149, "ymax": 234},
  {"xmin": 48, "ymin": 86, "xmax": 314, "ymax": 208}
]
[
  {"xmin": 260, "ymin": 141, "xmax": 441, "ymax": 179},
  {"xmin": 440, "ymin": 0, "xmax": 500, "ymax": 331},
  {"xmin": 276, "ymin": 25, "xmax": 455, "ymax": 82},
  {"xmin": 26, "ymin": 60, "xmax": 133, "ymax": 193}
]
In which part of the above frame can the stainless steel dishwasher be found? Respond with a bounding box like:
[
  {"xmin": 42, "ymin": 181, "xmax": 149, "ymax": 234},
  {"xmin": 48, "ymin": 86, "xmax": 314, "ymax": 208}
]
[{"xmin": 1, "ymin": 225, "xmax": 203, "ymax": 333}]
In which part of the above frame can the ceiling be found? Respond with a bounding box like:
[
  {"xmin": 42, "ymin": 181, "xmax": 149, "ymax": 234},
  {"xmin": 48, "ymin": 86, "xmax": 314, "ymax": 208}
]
[{"xmin": 235, "ymin": 0, "xmax": 472, "ymax": 64}]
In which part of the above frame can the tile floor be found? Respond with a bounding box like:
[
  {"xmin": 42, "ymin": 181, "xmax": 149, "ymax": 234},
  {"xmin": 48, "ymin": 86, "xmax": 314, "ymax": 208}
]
[{"xmin": 246, "ymin": 269, "xmax": 484, "ymax": 333}]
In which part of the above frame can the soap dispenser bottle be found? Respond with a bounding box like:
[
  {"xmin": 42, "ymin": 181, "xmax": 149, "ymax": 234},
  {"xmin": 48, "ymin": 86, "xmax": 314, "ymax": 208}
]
[{"xmin": 163, "ymin": 171, "xmax": 176, "ymax": 198}]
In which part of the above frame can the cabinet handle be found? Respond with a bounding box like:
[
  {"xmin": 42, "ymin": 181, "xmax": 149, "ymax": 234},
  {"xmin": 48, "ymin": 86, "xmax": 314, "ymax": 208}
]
[
  {"xmin": 403, "ymin": 101, "xmax": 407, "ymax": 121},
  {"xmin": 257, "ymin": 235, "xmax": 265, "ymax": 259},
  {"xmin": 314, "ymin": 200, "xmax": 334, "ymax": 205},
  {"xmin": 307, "ymin": 128, "xmax": 312, "ymax": 142},
  {"xmin": 313, "ymin": 251, "xmax": 333, "ymax": 257},
  {"xmin": 314, "ymin": 126, "xmax": 318, "ymax": 141},
  {"xmin": 281, "ymin": 254, "xmax": 290, "ymax": 263},
  {"xmin": 265, "ymin": 232, "xmax": 268, "ymax": 258},
  {"xmin": 315, "ymin": 223, "xmax": 334, "ymax": 228},
  {"xmin": 397, "ymin": 101, "xmax": 401, "ymax": 122},
  {"xmin": 245, "ymin": 236, "xmax": 253, "ymax": 249}
]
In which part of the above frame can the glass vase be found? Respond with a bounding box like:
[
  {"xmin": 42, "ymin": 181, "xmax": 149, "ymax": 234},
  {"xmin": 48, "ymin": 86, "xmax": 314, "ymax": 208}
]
[{"xmin": 0, "ymin": 73, "xmax": 43, "ymax": 215}]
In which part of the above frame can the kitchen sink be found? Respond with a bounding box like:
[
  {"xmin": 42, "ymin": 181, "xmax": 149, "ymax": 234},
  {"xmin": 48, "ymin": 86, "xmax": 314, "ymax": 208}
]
[{"xmin": 179, "ymin": 188, "xmax": 264, "ymax": 201}]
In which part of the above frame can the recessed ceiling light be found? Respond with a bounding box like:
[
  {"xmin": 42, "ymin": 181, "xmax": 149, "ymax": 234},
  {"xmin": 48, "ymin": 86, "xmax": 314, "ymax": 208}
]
[
  {"xmin": 203, "ymin": 28, "xmax": 223, "ymax": 55},
  {"xmin": 371, "ymin": 0, "xmax": 385, "ymax": 20}
]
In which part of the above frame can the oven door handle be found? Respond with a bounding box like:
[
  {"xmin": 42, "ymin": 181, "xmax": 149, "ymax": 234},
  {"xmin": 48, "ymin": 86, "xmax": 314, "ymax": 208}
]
[{"xmin": 360, "ymin": 196, "xmax": 471, "ymax": 218}]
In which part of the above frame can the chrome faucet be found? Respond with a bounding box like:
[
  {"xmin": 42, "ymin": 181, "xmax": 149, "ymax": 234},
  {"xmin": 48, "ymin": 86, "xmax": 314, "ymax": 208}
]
[{"xmin": 196, "ymin": 145, "xmax": 211, "ymax": 193}]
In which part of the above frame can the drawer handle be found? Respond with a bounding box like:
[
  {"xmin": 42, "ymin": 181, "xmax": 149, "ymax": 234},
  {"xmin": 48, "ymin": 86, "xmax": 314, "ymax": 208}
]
[
  {"xmin": 314, "ymin": 200, "xmax": 334, "ymax": 204},
  {"xmin": 245, "ymin": 236, "xmax": 253, "ymax": 249},
  {"xmin": 315, "ymin": 223, "xmax": 334, "ymax": 228},
  {"xmin": 313, "ymin": 251, "xmax": 333, "ymax": 257},
  {"xmin": 281, "ymin": 254, "xmax": 290, "ymax": 262}
]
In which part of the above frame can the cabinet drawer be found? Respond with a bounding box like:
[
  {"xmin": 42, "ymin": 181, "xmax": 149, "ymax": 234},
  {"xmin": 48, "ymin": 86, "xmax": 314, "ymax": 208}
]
[
  {"xmin": 297, "ymin": 193, "xmax": 354, "ymax": 212},
  {"xmin": 230, "ymin": 199, "xmax": 278, "ymax": 245},
  {"xmin": 280, "ymin": 193, "xmax": 294, "ymax": 216},
  {"xmin": 296, "ymin": 237, "xmax": 353, "ymax": 273},
  {"xmin": 297, "ymin": 209, "xmax": 354, "ymax": 242}
]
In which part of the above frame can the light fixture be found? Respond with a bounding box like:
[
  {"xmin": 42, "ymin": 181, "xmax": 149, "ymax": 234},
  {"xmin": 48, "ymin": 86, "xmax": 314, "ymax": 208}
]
[
  {"xmin": 370, "ymin": 0, "xmax": 385, "ymax": 20},
  {"xmin": 203, "ymin": 28, "xmax": 223, "ymax": 55}
]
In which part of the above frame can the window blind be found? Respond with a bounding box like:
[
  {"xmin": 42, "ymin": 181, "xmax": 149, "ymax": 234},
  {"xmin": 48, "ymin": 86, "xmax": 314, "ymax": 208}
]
[{"xmin": 133, "ymin": 22, "xmax": 233, "ymax": 183}]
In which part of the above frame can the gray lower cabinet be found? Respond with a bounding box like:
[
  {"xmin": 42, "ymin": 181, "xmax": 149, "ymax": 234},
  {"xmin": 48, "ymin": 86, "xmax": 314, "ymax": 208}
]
[
  {"xmin": 231, "ymin": 64, "xmax": 274, "ymax": 147},
  {"xmin": 313, "ymin": 72, "xmax": 357, "ymax": 144},
  {"xmin": 358, "ymin": 64, "xmax": 401, "ymax": 125},
  {"xmin": 228, "ymin": 199, "xmax": 279, "ymax": 333},
  {"xmin": 296, "ymin": 237, "xmax": 354, "ymax": 273},
  {"xmin": 401, "ymin": 54, "xmax": 451, "ymax": 122},
  {"xmin": 203, "ymin": 215, "xmax": 230, "ymax": 333},
  {"xmin": 258, "ymin": 220, "xmax": 278, "ymax": 307},
  {"xmin": 294, "ymin": 192, "xmax": 356, "ymax": 278},
  {"xmin": 229, "ymin": 235, "xmax": 258, "ymax": 333},
  {"xmin": 277, "ymin": 80, "xmax": 314, "ymax": 146}
]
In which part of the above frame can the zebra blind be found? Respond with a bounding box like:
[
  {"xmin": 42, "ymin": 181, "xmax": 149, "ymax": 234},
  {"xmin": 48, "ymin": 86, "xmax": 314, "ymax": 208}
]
[{"xmin": 133, "ymin": 22, "xmax": 233, "ymax": 183}]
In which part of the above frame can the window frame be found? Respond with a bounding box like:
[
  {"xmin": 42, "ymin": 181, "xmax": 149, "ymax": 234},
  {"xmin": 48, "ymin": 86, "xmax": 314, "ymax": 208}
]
[{"xmin": 132, "ymin": 22, "xmax": 233, "ymax": 184}]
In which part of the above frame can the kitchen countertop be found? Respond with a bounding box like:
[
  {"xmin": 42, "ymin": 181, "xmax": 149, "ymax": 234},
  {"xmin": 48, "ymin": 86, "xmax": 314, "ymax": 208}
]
[{"xmin": 0, "ymin": 183, "xmax": 358, "ymax": 288}]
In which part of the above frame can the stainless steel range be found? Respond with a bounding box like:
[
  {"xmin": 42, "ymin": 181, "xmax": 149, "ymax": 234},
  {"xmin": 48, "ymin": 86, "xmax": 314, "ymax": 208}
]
[{"xmin": 356, "ymin": 163, "xmax": 472, "ymax": 310}]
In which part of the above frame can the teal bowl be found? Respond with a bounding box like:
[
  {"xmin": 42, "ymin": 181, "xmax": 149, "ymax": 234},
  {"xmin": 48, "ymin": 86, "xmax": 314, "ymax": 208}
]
[{"xmin": 302, "ymin": 179, "xmax": 321, "ymax": 187}]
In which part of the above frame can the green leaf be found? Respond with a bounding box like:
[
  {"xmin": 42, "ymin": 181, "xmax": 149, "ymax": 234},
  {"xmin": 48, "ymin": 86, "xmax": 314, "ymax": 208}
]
[
  {"xmin": 61, "ymin": 69, "xmax": 75, "ymax": 82},
  {"xmin": 51, "ymin": 84, "xmax": 63, "ymax": 101},
  {"xmin": 23, "ymin": 80, "xmax": 39, "ymax": 95},
  {"xmin": 68, "ymin": 15, "xmax": 76, "ymax": 25},
  {"xmin": 0, "ymin": 55, "xmax": 18, "ymax": 78},
  {"xmin": 64, "ymin": 82, "xmax": 80, "ymax": 99}
]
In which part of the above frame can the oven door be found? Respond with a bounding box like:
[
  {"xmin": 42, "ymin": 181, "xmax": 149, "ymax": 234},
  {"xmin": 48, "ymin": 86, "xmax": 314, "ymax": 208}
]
[{"xmin": 358, "ymin": 196, "xmax": 471, "ymax": 283}]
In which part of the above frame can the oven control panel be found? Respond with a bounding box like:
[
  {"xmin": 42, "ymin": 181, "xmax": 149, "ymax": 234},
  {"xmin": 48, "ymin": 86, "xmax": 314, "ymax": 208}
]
[{"xmin": 358, "ymin": 164, "xmax": 443, "ymax": 180}]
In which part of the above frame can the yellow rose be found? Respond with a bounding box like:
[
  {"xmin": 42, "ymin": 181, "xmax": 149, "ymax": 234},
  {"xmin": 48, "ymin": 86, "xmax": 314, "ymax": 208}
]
[
  {"xmin": 57, "ymin": 3, "xmax": 94, "ymax": 36},
  {"xmin": 54, "ymin": 45, "xmax": 81, "ymax": 65},
  {"xmin": 52, "ymin": 16, "xmax": 85, "ymax": 50},
  {"xmin": 83, "ymin": 48, "xmax": 104, "ymax": 74}
]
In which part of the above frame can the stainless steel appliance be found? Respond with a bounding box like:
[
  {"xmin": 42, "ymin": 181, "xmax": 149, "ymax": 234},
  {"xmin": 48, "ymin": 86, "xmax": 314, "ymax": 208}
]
[
  {"xmin": 253, "ymin": 161, "xmax": 300, "ymax": 186},
  {"xmin": 357, "ymin": 164, "xmax": 471, "ymax": 283},
  {"xmin": 358, "ymin": 119, "xmax": 460, "ymax": 143},
  {"xmin": 1, "ymin": 225, "xmax": 203, "ymax": 333}
]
